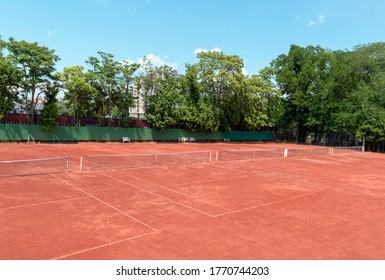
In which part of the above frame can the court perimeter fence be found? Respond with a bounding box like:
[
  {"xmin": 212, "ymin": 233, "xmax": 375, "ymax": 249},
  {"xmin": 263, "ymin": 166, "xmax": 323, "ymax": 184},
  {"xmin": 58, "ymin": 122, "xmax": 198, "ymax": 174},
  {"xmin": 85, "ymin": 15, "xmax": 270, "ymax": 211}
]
[{"xmin": 0, "ymin": 124, "xmax": 274, "ymax": 142}]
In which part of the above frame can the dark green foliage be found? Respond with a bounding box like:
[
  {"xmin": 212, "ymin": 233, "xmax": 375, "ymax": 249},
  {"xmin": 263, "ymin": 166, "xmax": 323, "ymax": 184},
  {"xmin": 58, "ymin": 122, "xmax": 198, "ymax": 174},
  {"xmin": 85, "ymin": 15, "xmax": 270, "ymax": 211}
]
[
  {"xmin": 6, "ymin": 37, "xmax": 60, "ymax": 119},
  {"xmin": 271, "ymin": 42, "xmax": 385, "ymax": 144},
  {"xmin": 41, "ymin": 83, "xmax": 59, "ymax": 131},
  {"xmin": 146, "ymin": 67, "xmax": 183, "ymax": 129},
  {"xmin": 0, "ymin": 40, "xmax": 21, "ymax": 120}
]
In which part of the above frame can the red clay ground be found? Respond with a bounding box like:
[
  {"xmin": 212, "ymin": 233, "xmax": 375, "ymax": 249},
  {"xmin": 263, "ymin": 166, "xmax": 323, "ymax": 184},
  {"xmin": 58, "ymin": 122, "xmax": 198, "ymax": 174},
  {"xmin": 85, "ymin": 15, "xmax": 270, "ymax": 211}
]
[{"xmin": 0, "ymin": 142, "xmax": 384, "ymax": 260}]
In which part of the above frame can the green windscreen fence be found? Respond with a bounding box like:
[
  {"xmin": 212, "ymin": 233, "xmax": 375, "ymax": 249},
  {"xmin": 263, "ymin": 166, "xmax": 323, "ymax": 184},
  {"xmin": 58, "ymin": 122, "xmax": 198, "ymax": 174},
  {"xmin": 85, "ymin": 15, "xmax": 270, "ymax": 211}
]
[
  {"xmin": 0, "ymin": 124, "xmax": 274, "ymax": 142},
  {"xmin": 224, "ymin": 131, "xmax": 274, "ymax": 141}
]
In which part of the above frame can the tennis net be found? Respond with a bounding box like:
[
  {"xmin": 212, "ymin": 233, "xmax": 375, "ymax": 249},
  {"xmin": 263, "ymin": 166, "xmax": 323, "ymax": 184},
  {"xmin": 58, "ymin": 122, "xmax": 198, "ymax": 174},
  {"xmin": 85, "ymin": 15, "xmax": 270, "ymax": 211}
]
[
  {"xmin": 80, "ymin": 150, "xmax": 213, "ymax": 171},
  {"xmin": 0, "ymin": 157, "xmax": 69, "ymax": 177},
  {"xmin": 217, "ymin": 149, "xmax": 284, "ymax": 161},
  {"xmin": 332, "ymin": 146, "xmax": 363, "ymax": 154},
  {"xmin": 285, "ymin": 147, "xmax": 331, "ymax": 157}
]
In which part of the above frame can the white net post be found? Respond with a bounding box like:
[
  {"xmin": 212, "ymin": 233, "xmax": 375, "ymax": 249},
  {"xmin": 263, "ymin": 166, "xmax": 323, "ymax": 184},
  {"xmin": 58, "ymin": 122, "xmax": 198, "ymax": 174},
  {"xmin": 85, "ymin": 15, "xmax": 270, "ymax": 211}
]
[
  {"xmin": 79, "ymin": 156, "xmax": 83, "ymax": 172},
  {"xmin": 284, "ymin": 148, "xmax": 288, "ymax": 158},
  {"xmin": 66, "ymin": 157, "xmax": 69, "ymax": 173}
]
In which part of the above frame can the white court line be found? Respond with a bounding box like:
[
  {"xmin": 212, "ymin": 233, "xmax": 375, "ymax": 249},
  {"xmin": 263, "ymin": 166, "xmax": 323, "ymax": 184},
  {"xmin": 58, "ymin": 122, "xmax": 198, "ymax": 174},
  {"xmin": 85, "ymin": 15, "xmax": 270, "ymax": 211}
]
[
  {"xmin": 52, "ymin": 231, "xmax": 155, "ymax": 260},
  {"xmin": 213, "ymin": 188, "xmax": 331, "ymax": 218},
  {"xmin": 50, "ymin": 174, "xmax": 158, "ymax": 232},
  {"xmin": 0, "ymin": 196, "xmax": 89, "ymax": 211},
  {"xmin": 157, "ymin": 163, "xmax": 248, "ymax": 186},
  {"xmin": 99, "ymin": 171, "xmax": 229, "ymax": 217},
  {"xmin": 112, "ymin": 168, "xmax": 233, "ymax": 212}
]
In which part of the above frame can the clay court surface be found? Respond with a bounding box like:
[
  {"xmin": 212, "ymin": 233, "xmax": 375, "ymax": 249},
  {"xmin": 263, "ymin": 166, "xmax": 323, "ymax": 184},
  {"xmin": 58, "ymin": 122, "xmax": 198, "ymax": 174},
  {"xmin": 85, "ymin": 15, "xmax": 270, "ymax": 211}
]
[{"xmin": 0, "ymin": 141, "xmax": 384, "ymax": 260}]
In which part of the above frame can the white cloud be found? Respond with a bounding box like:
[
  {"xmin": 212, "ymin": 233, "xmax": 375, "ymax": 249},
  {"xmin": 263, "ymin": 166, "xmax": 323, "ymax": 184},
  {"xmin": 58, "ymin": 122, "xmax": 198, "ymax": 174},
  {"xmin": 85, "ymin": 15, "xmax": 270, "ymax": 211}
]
[
  {"xmin": 308, "ymin": 20, "xmax": 317, "ymax": 26},
  {"xmin": 296, "ymin": 15, "xmax": 327, "ymax": 26},
  {"xmin": 193, "ymin": 47, "xmax": 222, "ymax": 55},
  {"xmin": 193, "ymin": 48, "xmax": 206, "ymax": 54},
  {"xmin": 307, "ymin": 15, "xmax": 326, "ymax": 26},
  {"xmin": 47, "ymin": 30, "xmax": 56, "ymax": 36},
  {"xmin": 318, "ymin": 15, "xmax": 326, "ymax": 24},
  {"xmin": 137, "ymin": 54, "xmax": 178, "ymax": 70}
]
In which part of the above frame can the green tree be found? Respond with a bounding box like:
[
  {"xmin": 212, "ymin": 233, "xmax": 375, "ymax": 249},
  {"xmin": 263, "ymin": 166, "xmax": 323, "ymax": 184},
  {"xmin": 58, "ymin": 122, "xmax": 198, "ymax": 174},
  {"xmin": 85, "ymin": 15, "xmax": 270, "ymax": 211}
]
[
  {"xmin": 332, "ymin": 43, "xmax": 385, "ymax": 137},
  {"xmin": 6, "ymin": 37, "xmax": 60, "ymax": 121},
  {"xmin": 193, "ymin": 51, "xmax": 281, "ymax": 131},
  {"xmin": 234, "ymin": 73, "xmax": 280, "ymax": 130},
  {"xmin": 182, "ymin": 63, "xmax": 201, "ymax": 104},
  {"xmin": 59, "ymin": 66, "xmax": 95, "ymax": 125},
  {"xmin": 41, "ymin": 82, "xmax": 59, "ymax": 131},
  {"xmin": 0, "ymin": 39, "xmax": 21, "ymax": 120},
  {"xmin": 118, "ymin": 61, "xmax": 140, "ymax": 119},
  {"xmin": 140, "ymin": 57, "xmax": 157, "ymax": 114},
  {"xmin": 341, "ymin": 75, "xmax": 385, "ymax": 145},
  {"xmin": 272, "ymin": 45, "xmax": 334, "ymax": 142},
  {"xmin": 179, "ymin": 63, "xmax": 218, "ymax": 131},
  {"xmin": 86, "ymin": 51, "xmax": 121, "ymax": 124},
  {"xmin": 146, "ymin": 66, "xmax": 183, "ymax": 129},
  {"xmin": 195, "ymin": 51, "xmax": 245, "ymax": 130},
  {"xmin": 259, "ymin": 67, "xmax": 283, "ymax": 127},
  {"xmin": 197, "ymin": 51, "xmax": 244, "ymax": 107}
]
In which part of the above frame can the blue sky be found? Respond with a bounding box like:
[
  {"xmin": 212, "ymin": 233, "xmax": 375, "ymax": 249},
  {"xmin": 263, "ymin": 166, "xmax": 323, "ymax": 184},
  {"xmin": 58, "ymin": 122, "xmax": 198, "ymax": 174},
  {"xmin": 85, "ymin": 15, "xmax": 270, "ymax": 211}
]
[{"xmin": 1, "ymin": 0, "xmax": 384, "ymax": 75}]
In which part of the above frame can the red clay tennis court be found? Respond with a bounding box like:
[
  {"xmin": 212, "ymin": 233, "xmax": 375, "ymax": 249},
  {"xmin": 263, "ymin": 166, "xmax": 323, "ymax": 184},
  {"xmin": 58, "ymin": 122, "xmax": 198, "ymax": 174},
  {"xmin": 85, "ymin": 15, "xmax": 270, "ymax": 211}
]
[{"xmin": 0, "ymin": 142, "xmax": 384, "ymax": 260}]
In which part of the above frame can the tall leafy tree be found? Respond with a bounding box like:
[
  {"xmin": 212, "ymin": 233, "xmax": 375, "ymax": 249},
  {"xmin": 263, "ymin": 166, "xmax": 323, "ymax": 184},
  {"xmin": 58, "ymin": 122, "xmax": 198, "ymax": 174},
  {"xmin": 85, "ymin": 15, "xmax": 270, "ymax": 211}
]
[
  {"xmin": 119, "ymin": 61, "xmax": 140, "ymax": 119},
  {"xmin": 140, "ymin": 57, "xmax": 157, "ymax": 114},
  {"xmin": 258, "ymin": 67, "xmax": 283, "ymax": 127},
  {"xmin": 195, "ymin": 51, "xmax": 245, "ymax": 130},
  {"xmin": 179, "ymin": 63, "xmax": 218, "ymax": 131},
  {"xmin": 6, "ymin": 37, "xmax": 60, "ymax": 121},
  {"xmin": 146, "ymin": 66, "xmax": 183, "ymax": 129},
  {"xmin": 183, "ymin": 63, "xmax": 201, "ymax": 104},
  {"xmin": 344, "ymin": 76, "xmax": 385, "ymax": 144},
  {"xmin": 338, "ymin": 43, "xmax": 385, "ymax": 147},
  {"xmin": 197, "ymin": 51, "xmax": 244, "ymax": 107},
  {"xmin": 59, "ymin": 66, "xmax": 95, "ymax": 125},
  {"xmin": 272, "ymin": 45, "xmax": 334, "ymax": 141},
  {"xmin": 86, "ymin": 51, "xmax": 122, "ymax": 124},
  {"xmin": 233, "ymin": 73, "xmax": 280, "ymax": 130},
  {"xmin": 0, "ymin": 38, "xmax": 21, "ymax": 120},
  {"xmin": 41, "ymin": 81, "xmax": 59, "ymax": 131}
]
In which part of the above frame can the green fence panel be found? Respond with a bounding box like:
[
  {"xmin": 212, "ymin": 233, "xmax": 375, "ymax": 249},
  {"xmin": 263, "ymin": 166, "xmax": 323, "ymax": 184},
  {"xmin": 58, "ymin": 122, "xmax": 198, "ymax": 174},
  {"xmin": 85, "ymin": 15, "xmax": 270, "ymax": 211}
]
[
  {"xmin": 151, "ymin": 129, "xmax": 224, "ymax": 141},
  {"xmin": 0, "ymin": 124, "xmax": 28, "ymax": 141},
  {"xmin": 224, "ymin": 131, "xmax": 274, "ymax": 141},
  {"xmin": 0, "ymin": 124, "xmax": 274, "ymax": 142}
]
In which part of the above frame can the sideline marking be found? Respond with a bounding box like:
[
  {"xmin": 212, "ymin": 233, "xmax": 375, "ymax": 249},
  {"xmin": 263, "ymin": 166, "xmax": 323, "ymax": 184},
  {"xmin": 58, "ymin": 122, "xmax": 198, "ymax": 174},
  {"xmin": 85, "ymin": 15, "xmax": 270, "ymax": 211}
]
[
  {"xmin": 112, "ymin": 168, "xmax": 233, "ymax": 211},
  {"xmin": 51, "ymin": 174, "xmax": 158, "ymax": 232},
  {"xmin": 214, "ymin": 188, "xmax": 331, "ymax": 217},
  {"xmin": 0, "ymin": 196, "xmax": 89, "ymax": 211},
  {"xmin": 52, "ymin": 231, "xmax": 155, "ymax": 260},
  {"xmin": 99, "ymin": 171, "xmax": 229, "ymax": 217}
]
